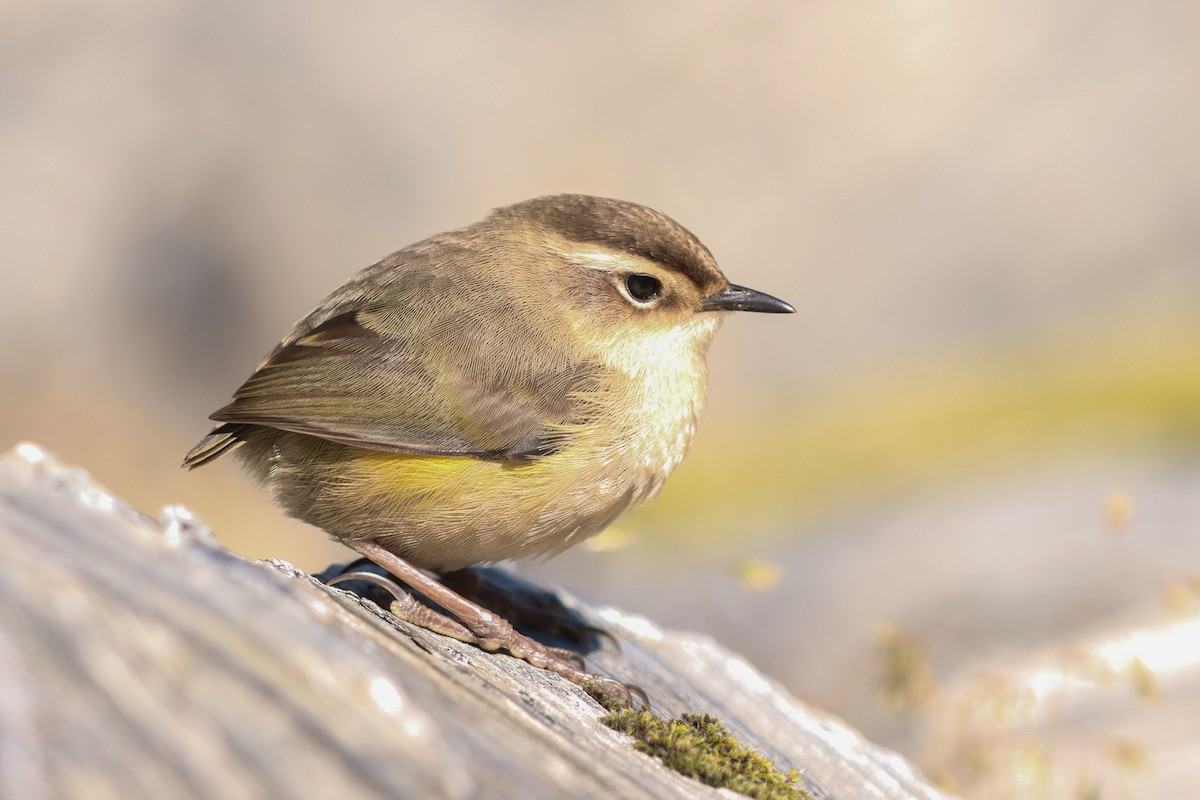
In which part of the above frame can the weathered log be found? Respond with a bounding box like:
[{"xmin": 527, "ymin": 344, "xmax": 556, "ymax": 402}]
[{"xmin": 0, "ymin": 443, "xmax": 953, "ymax": 799}]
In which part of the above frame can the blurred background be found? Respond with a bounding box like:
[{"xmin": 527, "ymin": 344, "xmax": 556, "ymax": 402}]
[{"xmin": 4, "ymin": 2, "xmax": 1199, "ymax": 797}]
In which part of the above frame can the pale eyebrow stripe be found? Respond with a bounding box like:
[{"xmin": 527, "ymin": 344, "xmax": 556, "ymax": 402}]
[
  {"xmin": 545, "ymin": 238, "xmax": 641, "ymax": 272},
  {"xmin": 571, "ymin": 252, "xmax": 622, "ymax": 272},
  {"xmin": 576, "ymin": 252, "xmax": 619, "ymax": 269}
]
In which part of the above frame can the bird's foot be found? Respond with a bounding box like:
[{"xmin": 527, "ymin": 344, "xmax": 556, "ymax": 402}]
[
  {"xmin": 327, "ymin": 570, "xmax": 476, "ymax": 643},
  {"xmin": 334, "ymin": 542, "xmax": 646, "ymax": 708}
]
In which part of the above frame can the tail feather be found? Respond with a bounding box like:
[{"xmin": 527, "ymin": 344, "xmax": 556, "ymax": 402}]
[{"xmin": 182, "ymin": 424, "xmax": 246, "ymax": 469}]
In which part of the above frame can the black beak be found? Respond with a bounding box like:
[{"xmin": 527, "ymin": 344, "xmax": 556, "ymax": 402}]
[{"xmin": 700, "ymin": 284, "xmax": 795, "ymax": 314}]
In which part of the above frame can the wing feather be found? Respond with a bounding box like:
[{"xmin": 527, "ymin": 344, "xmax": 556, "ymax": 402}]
[{"xmin": 210, "ymin": 241, "xmax": 603, "ymax": 460}]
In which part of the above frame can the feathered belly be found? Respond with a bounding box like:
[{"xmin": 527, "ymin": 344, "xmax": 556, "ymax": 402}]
[
  {"xmin": 258, "ymin": 405, "xmax": 694, "ymax": 571},
  {"xmin": 253, "ymin": 355, "xmax": 705, "ymax": 570}
]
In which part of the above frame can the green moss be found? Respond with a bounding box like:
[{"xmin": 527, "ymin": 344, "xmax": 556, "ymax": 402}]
[{"xmin": 600, "ymin": 704, "xmax": 810, "ymax": 800}]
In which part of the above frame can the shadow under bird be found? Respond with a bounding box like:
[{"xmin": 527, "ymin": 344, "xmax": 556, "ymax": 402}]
[{"xmin": 185, "ymin": 194, "xmax": 793, "ymax": 699}]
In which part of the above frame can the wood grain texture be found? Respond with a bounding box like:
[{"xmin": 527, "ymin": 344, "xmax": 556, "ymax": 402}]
[{"xmin": 0, "ymin": 443, "xmax": 955, "ymax": 800}]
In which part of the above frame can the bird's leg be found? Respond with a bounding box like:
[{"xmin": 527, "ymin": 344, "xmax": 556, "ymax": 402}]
[
  {"xmin": 440, "ymin": 567, "xmax": 618, "ymax": 654},
  {"xmin": 326, "ymin": 570, "xmax": 477, "ymax": 643},
  {"xmin": 322, "ymin": 560, "xmax": 585, "ymax": 668},
  {"xmin": 350, "ymin": 540, "xmax": 633, "ymax": 704}
]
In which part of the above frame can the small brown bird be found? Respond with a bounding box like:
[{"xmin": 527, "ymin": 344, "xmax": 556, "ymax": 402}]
[{"xmin": 185, "ymin": 194, "xmax": 792, "ymax": 695}]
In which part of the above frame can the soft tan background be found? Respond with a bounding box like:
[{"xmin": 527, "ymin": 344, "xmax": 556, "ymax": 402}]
[{"xmin": 5, "ymin": 3, "xmax": 1200, "ymax": 797}]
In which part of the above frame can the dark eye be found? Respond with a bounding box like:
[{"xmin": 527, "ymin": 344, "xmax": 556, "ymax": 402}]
[{"xmin": 624, "ymin": 273, "xmax": 663, "ymax": 304}]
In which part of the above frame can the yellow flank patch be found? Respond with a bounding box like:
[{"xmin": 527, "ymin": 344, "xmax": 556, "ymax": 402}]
[{"xmin": 344, "ymin": 448, "xmax": 554, "ymax": 512}]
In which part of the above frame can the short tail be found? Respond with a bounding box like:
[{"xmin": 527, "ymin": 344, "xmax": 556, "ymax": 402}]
[{"xmin": 182, "ymin": 423, "xmax": 246, "ymax": 469}]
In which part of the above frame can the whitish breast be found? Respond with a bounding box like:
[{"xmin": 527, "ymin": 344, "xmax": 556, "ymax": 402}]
[{"xmin": 594, "ymin": 315, "xmax": 721, "ymax": 502}]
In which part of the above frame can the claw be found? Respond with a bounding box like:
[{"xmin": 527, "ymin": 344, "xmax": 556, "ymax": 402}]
[
  {"xmin": 548, "ymin": 646, "xmax": 587, "ymax": 671},
  {"xmin": 581, "ymin": 674, "xmax": 636, "ymax": 707},
  {"xmin": 327, "ymin": 569, "xmax": 410, "ymax": 602},
  {"xmin": 588, "ymin": 625, "xmax": 623, "ymax": 653},
  {"xmin": 624, "ymin": 683, "xmax": 651, "ymax": 711}
]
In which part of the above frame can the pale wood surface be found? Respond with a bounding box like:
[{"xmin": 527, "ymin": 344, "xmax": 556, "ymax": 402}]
[{"xmin": 0, "ymin": 443, "xmax": 954, "ymax": 799}]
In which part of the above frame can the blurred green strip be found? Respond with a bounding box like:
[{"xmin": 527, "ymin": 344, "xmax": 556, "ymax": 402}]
[{"xmin": 634, "ymin": 317, "xmax": 1200, "ymax": 541}]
